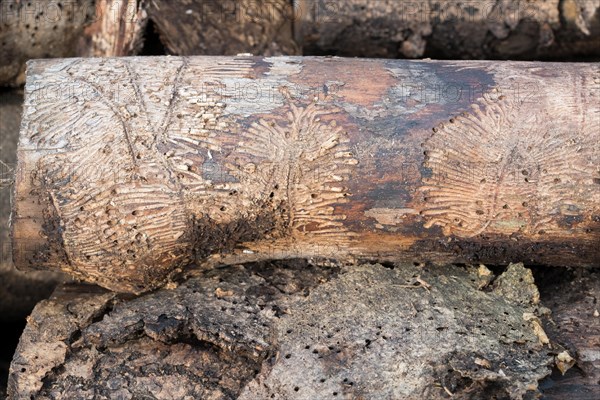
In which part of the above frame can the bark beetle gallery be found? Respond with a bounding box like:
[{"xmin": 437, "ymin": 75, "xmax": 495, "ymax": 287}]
[{"xmin": 12, "ymin": 56, "xmax": 600, "ymax": 293}]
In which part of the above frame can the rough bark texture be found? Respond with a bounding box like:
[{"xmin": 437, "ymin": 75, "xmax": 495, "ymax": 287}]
[
  {"xmin": 4, "ymin": 1, "xmax": 600, "ymax": 87},
  {"xmin": 538, "ymin": 267, "xmax": 600, "ymax": 400},
  {"xmin": 296, "ymin": 0, "xmax": 600, "ymax": 60},
  {"xmin": 145, "ymin": 0, "xmax": 299, "ymax": 56},
  {"xmin": 8, "ymin": 262, "xmax": 558, "ymax": 399},
  {"xmin": 1, "ymin": 0, "xmax": 93, "ymax": 86},
  {"xmin": 0, "ymin": 89, "xmax": 64, "ymax": 319},
  {"xmin": 13, "ymin": 56, "xmax": 600, "ymax": 293}
]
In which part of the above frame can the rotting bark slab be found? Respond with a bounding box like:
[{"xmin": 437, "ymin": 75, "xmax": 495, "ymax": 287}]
[
  {"xmin": 9, "ymin": 261, "xmax": 557, "ymax": 399},
  {"xmin": 537, "ymin": 267, "xmax": 600, "ymax": 400}
]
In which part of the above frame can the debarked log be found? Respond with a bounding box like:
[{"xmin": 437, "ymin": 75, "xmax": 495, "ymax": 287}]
[{"xmin": 12, "ymin": 56, "xmax": 600, "ymax": 293}]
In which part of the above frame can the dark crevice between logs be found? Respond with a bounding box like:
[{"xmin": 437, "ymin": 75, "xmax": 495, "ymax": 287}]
[{"xmin": 139, "ymin": 19, "xmax": 167, "ymax": 56}]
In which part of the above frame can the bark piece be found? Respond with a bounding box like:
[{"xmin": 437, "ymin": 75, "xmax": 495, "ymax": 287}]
[
  {"xmin": 295, "ymin": 0, "xmax": 600, "ymax": 60},
  {"xmin": 538, "ymin": 267, "xmax": 600, "ymax": 399},
  {"xmin": 13, "ymin": 56, "xmax": 600, "ymax": 293},
  {"xmin": 145, "ymin": 0, "xmax": 299, "ymax": 56},
  {"xmin": 0, "ymin": 89, "xmax": 64, "ymax": 319},
  {"xmin": 8, "ymin": 262, "xmax": 555, "ymax": 399},
  {"xmin": 8, "ymin": 286, "xmax": 117, "ymax": 399}
]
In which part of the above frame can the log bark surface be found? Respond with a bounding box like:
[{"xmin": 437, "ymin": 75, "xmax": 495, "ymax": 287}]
[
  {"xmin": 13, "ymin": 56, "xmax": 600, "ymax": 293},
  {"xmin": 8, "ymin": 262, "xmax": 555, "ymax": 399},
  {"xmin": 538, "ymin": 267, "xmax": 600, "ymax": 400},
  {"xmin": 296, "ymin": 0, "xmax": 600, "ymax": 59}
]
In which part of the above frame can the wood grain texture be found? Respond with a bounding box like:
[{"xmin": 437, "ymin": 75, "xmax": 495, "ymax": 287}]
[
  {"xmin": 13, "ymin": 56, "xmax": 600, "ymax": 293},
  {"xmin": 77, "ymin": 0, "xmax": 147, "ymax": 57}
]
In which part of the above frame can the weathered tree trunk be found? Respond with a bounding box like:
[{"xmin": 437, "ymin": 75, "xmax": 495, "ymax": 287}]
[
  {"xmin": 145, "ymin": 0, "xmax": 299, "ymax": 56},
  {"xmin": 13, "ymin": 56, "xmax": 600, "ymax": 293},
  {"xmin": 295, "ymin": 0, "xmax": 600, "ymax": 59},
  {"xmin": 8, "ymin": 262, "xmax": 557, "ymax": 399},
  {"xmin": 0, "ymin": 0, "xmax": 146, "ymax": 87}
]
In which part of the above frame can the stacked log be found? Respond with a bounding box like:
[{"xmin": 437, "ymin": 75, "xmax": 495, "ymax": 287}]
[
  {"xmin": 0, "ymin": 0, "xmax": 146, "ymax": 86},
  {"xmin": 12, "ymin": 56, "xmax": 600, "ymax": 293},
  {"xmin": 295, "ymin": 0, "xmax": 600, "ymax": 59},
  {"xmin": 0, "ymin": 0, "xmax": 298, "ymax": 87},
  {"xmin": 3, "ymin": 1, "xmax": 600, "ymax": 86},
  {"xmin": 3, "ymin": 2, "xmax": 600, "ymax": 399}
]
